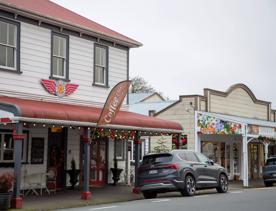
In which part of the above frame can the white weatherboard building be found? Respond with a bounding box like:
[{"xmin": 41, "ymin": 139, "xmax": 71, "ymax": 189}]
[
  {"xmin": 0, "ymin": 0, "xmax": 182, "ymax": 208},
  {"xmin": 154, "ymin": 84, "xmax": 276, "ymax": 187}
]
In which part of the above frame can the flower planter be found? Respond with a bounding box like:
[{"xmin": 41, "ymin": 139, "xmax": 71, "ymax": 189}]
[
  {"xmin": 0, "ymin": 193, "xmax": 12, "ymax": 210},
  {"xmin": 110, "ymin": 168, "xmax": 123, "ymax": 186},
  {"xmin": 66, "ymin": 169, "xmax": 80, "ymax": 190}
]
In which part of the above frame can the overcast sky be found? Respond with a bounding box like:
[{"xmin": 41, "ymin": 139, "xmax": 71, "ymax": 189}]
[{"xmin": 54, "ymin": 0, "xmax": 276, "ymax": 105}]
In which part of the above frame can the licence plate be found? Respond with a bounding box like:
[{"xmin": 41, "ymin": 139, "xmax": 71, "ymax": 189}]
[
  {"xmin": 149, "ymin": 170, "xmax": 158, "ymax": 174},
  {"xmin": 273, "ymin": 174, "xmax": 276, "ymax": 177}
]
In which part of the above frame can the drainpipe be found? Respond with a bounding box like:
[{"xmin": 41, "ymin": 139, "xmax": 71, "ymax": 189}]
[
  {"xmin": 81, "ymin": 127, "xmax": 92, "ymax": 200},
  {"xmin": 11, "ymin": 122, "xmax": 24, "ymax": 209},
  {"xmin": 132, "ymin": 131, "xmax": 141, "ymax": 193}
]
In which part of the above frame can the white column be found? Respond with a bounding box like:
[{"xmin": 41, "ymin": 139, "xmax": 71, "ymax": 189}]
[
  {"xmin": 194, "ymin": 111, "xmax": 199, "ymax": 152},
  {"xmin": 242, "ymin": 125, "xmax": 249, "ymax": 187},
  {"xmin": 264, "ymin": 143, "xmax": 269, "ymax": 162},
  {"xmin": 198, "ymin": 135, "xmax": 201, "ymax": 152}
]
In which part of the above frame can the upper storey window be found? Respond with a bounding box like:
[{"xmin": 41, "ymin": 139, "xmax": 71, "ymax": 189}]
[
  {"xmin": 51, "ymin": 33, "xmax": 69, "ymax": 80},
  {"xmin": 94, "ymin": 44, "xmax": 108, "ymax": 87},
  {"xmin": 0, "ymin": 18, "xmax": 20, "ymax": 73}
]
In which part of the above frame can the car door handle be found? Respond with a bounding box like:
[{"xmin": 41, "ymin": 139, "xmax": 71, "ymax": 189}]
[{"xmin": 204, "ymin": 165, "xmax": 207, "ymax": 167}]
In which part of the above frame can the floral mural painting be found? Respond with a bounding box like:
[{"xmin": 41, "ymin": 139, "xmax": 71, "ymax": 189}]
[{"xmin": 198, "ymin": 114, "xmax": 242, "ymax": 135}]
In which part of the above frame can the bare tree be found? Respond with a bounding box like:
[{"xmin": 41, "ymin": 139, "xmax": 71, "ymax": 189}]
[{"xmin": 130, "ymin": 76, "xmax": 156, "ymax": 93}]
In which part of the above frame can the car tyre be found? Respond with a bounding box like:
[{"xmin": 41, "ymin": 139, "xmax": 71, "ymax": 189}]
[
  {"xmin": 142, "ymin": 191, "xmax": 157, "ymax": 199},
  {"xmin": 264, "ymin": 182, "xmax": 273, "ymax": 187},
  {"xmin": 216, "ymin": 173, "xmax": 228, "ymax": 193},
  {"xmin": 181, "ymin": 175, "xmax": 196, "ymax": 196}
]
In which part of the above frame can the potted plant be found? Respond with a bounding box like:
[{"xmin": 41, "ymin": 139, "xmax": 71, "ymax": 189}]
[
  {"xmin": 110, "ymin": 157, "xmax": 123, "ymax": 186},
  {"xmin": 0, "ymin": 173, "xmax": 13, "ymax": 210},
  {"xmin": 66, "ymin": 159, "xmax": 80, "ymax": 190}
]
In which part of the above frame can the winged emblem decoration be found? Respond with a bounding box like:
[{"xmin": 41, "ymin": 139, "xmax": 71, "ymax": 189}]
[{"xmin": 41, "ymin": 79, "xmax": 79, "ymax": 97}]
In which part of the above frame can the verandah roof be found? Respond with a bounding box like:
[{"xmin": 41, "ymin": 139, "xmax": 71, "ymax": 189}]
[{"xmin": 0, "ymin": 96, "xmax": 183, "ymax": 134}]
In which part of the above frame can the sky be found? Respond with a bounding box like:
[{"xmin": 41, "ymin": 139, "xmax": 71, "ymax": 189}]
[{"xmin": 54, "ymin": 0, "xmax": 276, "ymax": 105}]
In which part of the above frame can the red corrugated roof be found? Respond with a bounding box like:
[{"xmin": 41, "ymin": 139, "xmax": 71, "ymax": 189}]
[
  {"xmin": 0, "ymin": 96, "xmax": 183, "ymax": 131},
  {"xmin": 0, "ymin": 0, "xmax": 142, "ymax": 47}
]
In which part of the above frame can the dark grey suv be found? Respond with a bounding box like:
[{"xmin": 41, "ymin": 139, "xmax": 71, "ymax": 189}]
[
  {"xmin": 263, "ymin": 157, "xmax": 276, "ymax": 187},
  {"xmin": 138, "ymin": 150, "xmax": 228, "ymax": 199}
]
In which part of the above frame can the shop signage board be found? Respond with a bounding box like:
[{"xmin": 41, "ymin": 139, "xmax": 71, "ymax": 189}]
[
  {"xmin": 248, "ymin": 125, "xmax": 276, "ymax": 138},
  {"xmin": 97, "ymin": 80, "xmax": 131, "ymax": 126},
  {"xmin": 197, "ymin": 113, "xmax": 243, "ymax": 135}
]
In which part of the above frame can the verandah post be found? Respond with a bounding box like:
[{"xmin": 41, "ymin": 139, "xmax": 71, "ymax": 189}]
[
  {"xmin": 11, "ymin": 122, "xmax": 24, "ymax": 209},
  {"xmin": 81, "ymin": 127, "xmax": 92, "ymax": 200},
  {"xmin": 132, "ymin": 131, "xmax": 141, "ymax": 193}
]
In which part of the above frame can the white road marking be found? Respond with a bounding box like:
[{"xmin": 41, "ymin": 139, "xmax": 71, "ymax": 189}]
[
  {"xmin": 230, "ymin": 191, "xmax": 243, "ymax": 194},
  {"xmin": 195, "ymin": 195, "xmax": 209, "ymax": 198},
  {"xmin": 255, "ymin": 187, "xmax": 276, "ymax": 190},
  {"xmin": 151, "ymin": 199, "xmax": 171, "ymax": 203},
  {"xmin": 88, "ymin": 206, "xmax": 117, "ymax": 211}
]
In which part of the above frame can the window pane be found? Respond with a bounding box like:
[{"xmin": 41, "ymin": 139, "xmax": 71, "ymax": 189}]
[
  {"xmin": 53, "ymin": 36, "xmax": 59, "ymax": 56},
  {"xmin": 0, "ymin": 45, "xmax": 6, "ymax": 66},
  {"xmin": 3, "ymin": 134, "xmax": 13, "ymax": 161},
  {"xmin": 6, "ymin": 47, "xmax": 15, "ymax": 68},
  {"xmin": 3, "ymin": 150, "xmax": 13, "ymax": 160},
  {"xmin": 0, "ymin": 21, "xmax": 8, "ymax": 44},
  {"xmin": 59, "ymin": 37, "xmax": 66, "ymax": 57},
  {"xmin": 53, "ymin": 57, "xmax": 64, "ymax": 77},
  {"xmin": 185, "ymin": 152, "xmax": 198, "ymax": 162},
  {"xmin": 95, "ymin": 47, "xmax": 106, "ymax": 67},
  {"xmin": 101, "ymin": 49, "xmax": 106, "ymax": 66},
  {"xmin": 196, "ymin": 152, "xmax": 209, "ymax": 163},
  {"xmin": 95, "ymin": 47, "xmax": 101, "ymax": 65},
  {"xmin": 115, "ymin": 141, "xmax": 124, "ymax": 158},
  {"xmin": 8, "ymin": 24, "xmax": 16, "ymax": 46},
  {"xmin": 95, "ymin": 66, "xmax": 105, "ymax": 84}
]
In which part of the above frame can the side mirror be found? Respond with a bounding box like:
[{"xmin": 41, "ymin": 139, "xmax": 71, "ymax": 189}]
[{"xmin": 208, "ymin": 160, "xmax": 214, "ymax": 165}]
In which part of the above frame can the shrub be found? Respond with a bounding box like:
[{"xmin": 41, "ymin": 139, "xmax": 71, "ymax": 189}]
[{"xmin": 0, "ymin": 173, "xmax": 13, "ymax": 193}]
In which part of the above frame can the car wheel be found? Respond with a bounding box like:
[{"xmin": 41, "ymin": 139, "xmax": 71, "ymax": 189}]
[
  {"xmin": 181, "ymin": 175, "xmax": 196, "ymax": 196},
  {"xmin": 264, "ymin": 182, "xmax": 273, "ymax": 187},
  {"xmin": 142, "ymin": 191, "xmax": 157, "ymax": 199},
  {"xmin": 216, "ymin": 173, "xmax": 228, "ymax": 193}
]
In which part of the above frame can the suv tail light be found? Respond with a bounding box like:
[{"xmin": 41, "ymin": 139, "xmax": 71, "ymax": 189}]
[{"xmin": 161, "ymin": 163, "xmax": 179, "ymax": 170}]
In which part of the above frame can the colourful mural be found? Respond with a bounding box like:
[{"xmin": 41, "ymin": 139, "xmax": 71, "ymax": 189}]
[{"xmin": 198, "ymin": 113, "xmax": 242, "ymax": 135}]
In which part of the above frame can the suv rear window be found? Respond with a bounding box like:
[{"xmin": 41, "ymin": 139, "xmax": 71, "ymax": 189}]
[
  {"xmin": 142, "ymin": 154, "xmax": 173, "ymax": 165},
  {"xmin": 266, "ymin": 158, "xmax": 276, "ymax": 166}
]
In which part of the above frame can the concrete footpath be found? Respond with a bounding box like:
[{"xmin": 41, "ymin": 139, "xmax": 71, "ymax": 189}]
[{"xmin": 11, "ymin": 180, "xmax": 268, "ymax": 211}]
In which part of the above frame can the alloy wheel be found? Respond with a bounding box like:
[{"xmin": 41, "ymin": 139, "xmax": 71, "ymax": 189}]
[
  {"xmin": 186, "ymin": 175, "xmax": 196, "ymax": 195},
  {"xmin": 220, "ymin": 174, "xmax": 228, "ymax": 192}
]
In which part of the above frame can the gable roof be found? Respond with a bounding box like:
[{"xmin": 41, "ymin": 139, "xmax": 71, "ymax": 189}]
[
  {"xmin": 0, "ymin": 0, "xmax": 142, "ymax": 47},
  {"xmin": 129, "ymin": 100, "xmax": 177, "ymax": 115},
  {"xmin": 129, "ymin": 92, "xmax": 165, "ymax": 104},
  {"xmin": 129, "ymin": 93, "xmax": 153, "ymax": 104}
]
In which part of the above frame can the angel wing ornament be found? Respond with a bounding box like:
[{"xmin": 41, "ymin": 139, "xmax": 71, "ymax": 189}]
[{"xmin": 41, "ymin": 79, "xmax": 78, "ymax": 97}]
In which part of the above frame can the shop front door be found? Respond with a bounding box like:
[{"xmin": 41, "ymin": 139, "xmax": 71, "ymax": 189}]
[
  {"xmin": 48, "ymin": 128, "xmax": 67, "ymax": 189},
  {"xmin": 90, "ymin": 138, "xmax": 108, "ymax": 187}
]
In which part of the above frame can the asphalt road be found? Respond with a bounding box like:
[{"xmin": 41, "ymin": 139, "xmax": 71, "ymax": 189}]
[{"xmin": 57, "ymin": 187, "xmax": 276, "ymax": 211}]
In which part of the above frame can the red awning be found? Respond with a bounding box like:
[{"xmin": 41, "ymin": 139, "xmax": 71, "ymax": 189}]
[{"xmin": 0, "ymin": 96, "xmax": 182, "ymax": 132}]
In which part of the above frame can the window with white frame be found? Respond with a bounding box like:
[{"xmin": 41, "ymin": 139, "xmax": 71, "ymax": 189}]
[
  {"xmin": 51, "ymin": 33, "xmax": 69, "ymax": 79},
  {"xmin": 0, "ymin": 131, "xmax": 27, "ymax": 164},
  {"xmin": 94, "ymin": 44, "xmax": 108, "ymax": 86},
  {"xmin": 0, "ymin": 18, "xmax": 19, "ymax": 71}
]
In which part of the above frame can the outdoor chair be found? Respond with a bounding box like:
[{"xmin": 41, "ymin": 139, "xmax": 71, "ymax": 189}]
[{"xmin": 46, "ymin": 168, "xmax": 57, "ymax": 195}]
